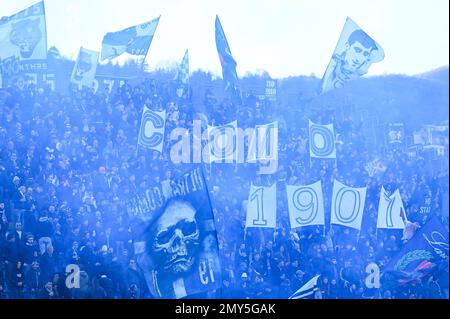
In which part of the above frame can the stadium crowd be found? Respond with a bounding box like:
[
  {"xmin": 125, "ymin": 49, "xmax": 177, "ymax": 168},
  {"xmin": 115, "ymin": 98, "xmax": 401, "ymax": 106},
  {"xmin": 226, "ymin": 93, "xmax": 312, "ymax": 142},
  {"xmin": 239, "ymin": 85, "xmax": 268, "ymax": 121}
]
[{"xmin": 0, "ymin": 76, "xmax": 448, "ymax": 299}]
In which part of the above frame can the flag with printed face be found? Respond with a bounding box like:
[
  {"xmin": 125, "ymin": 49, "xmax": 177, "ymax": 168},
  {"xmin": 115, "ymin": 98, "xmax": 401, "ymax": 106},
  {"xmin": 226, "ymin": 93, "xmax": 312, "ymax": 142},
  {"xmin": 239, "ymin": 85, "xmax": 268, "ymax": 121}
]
[
  {"xmin": 215, "ymin": 15, "xmax": 241, "ymax": 103},
  {"xmin": 138, "ymin": 105, "xmax": 166, "ymax": 153},
  {"xmin": 70, "ymin": 48, "xmax": 99, "ymax": 89},
  {"xmin": 309, "ymin": 120, "xmax": 336, "ymax": 159},
  {"xmin": 246, "ymin": 183, "xmax": 277, "ymax": 228},
  {"xmin": 377, "ymin": 186, "xmax": 407, "ymax": 229},
  {"xmin": 0, "ymin": 1, "xmax": 47, "ymax": 61},
  {"xmin": 206, "ymin": 120, "xmax": 238, "ymax": 163},
  {"xmin": 320, "ymin": 17, "xmax": 384, "ymax": 94},
  {"xmin": 287, "ymin": 181, "xmax": 325, "ymax": 228},
  {"xmin": 101, "ymin": 16, "xmax": 160, "ymax": 61},
  {"xmin": 331, "ymin": 180, "xmax": 367, "ymax": 230}
]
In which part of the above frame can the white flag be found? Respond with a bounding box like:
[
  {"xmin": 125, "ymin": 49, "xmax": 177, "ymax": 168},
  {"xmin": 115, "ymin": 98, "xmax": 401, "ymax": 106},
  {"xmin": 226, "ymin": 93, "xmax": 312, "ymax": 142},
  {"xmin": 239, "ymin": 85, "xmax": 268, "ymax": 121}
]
[
  {"xmin": 287, "ymin": 181, "xmax": 325, "ymax": 228},
  {"xmin": 309, "ymin": 120, "xmax": 336, "ymax": 159},
  {"xmin": 377, "ymin": 186, "xmax": 406, "ymax": 229},
  {"xmin": 138, "ymin": 105, "xmax": 166, "ymax": 153},
  {"xmin": 246, "ymin": 183, "xmax": 277, "ymax": 228},
  {"xmin": 70, "ymin": 48, "xmax": 99, "ymax": 89},
  {"xmin": 207, "ymin": 120, "xmax": 238, "ymax": 163},
  {"xmin": 0, "ymin": 1, "xmax": 47, "ymax": 61},
  {"xmin": 320, "ymin": 17, "xmax": 384, "ymax": 94},
  {"xmin": 331, "ymin": 180, "xmax": 367, "ymax": 230}
]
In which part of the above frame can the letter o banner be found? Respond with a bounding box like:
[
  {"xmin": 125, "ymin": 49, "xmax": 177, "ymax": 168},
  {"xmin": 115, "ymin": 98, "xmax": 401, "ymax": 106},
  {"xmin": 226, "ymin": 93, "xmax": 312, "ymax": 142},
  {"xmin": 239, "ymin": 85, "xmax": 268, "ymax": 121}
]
[{"xmin": 310, "ymin": 125, "xmax": 334, "ymax": 157}]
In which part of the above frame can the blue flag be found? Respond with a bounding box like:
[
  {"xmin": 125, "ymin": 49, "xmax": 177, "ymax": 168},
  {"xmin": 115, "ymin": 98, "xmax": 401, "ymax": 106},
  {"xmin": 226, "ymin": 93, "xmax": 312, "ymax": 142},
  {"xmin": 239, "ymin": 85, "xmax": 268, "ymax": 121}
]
[
  {"xmin": 383, "ymin": 216, "xmax": 449, "ymax": 288},
  {"xmin": 101, "ymin": 16, "xmax": 160, "ymax": 60},
  {"xmin": 215, "ymin": 15, "xmax": 241, "ymax": 103}
]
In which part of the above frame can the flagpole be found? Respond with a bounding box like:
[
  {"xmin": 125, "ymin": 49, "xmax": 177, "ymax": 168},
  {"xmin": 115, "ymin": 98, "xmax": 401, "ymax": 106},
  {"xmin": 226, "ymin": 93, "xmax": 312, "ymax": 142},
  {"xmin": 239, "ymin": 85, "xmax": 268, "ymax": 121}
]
[{"xmin": 140, "ymin": 15, "xmax": 161, "ymax": 73}]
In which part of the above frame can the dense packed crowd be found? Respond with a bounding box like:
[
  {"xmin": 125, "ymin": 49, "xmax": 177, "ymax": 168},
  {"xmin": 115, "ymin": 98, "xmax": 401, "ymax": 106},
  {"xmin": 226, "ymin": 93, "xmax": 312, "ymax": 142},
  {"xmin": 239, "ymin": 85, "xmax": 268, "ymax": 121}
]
[{"xmin": 0, "ymin": 76, "xmax": 448, "ymax": 299}]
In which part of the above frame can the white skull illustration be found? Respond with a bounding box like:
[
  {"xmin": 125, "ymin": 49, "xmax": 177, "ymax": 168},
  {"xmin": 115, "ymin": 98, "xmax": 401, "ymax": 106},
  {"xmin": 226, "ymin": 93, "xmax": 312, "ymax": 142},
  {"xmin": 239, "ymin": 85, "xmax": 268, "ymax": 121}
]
[{"xmin": 151, "ymin": 200, "xmax": 200, "ymax": 274}]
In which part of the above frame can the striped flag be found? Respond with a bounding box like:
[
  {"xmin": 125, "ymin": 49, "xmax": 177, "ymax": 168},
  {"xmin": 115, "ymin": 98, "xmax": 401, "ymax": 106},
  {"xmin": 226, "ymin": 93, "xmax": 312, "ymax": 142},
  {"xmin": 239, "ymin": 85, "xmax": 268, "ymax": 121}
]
[{"xmin": 289, "ymin": 275, "xmax": 321, "ymax": 299}]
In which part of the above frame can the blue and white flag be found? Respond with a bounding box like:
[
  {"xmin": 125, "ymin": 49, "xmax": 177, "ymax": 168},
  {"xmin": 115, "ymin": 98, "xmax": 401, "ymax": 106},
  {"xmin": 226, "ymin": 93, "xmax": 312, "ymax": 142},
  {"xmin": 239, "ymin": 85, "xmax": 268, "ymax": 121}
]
[
  {"xmin": 138, "ymin": 105, "xmax": 166, "ymax": 153},
  {"xmin": 331, "ymin": 180, "xmax": 367, "ymax": 230},
  {"xmin": 289, "ymin": 275, "xmax": 321, "ymax": 299},
  {"xmin": 215, "ymin": 15, "xmax": 241, "ymax": 103},
  {"xmin": 101, "ymin": 16, "xmax": 160, "ymax": 61},
  {"xmin": 246, "ymin": 183, "xmax": 277, "ymax": 228},
  {"xmin": 0, "ymin": 1, "xmax": 47, "ymax": 61},
  {"xmin": 320, "ymin": 17, "xmax": 384, "ymax": 94},
  {"xmin": 70, "ymin": 47, "xmax": 99, "ymax": 89},
  {"xmin": 309, "ymin": 120, "xmax": 336, "ymax": 159},
  {"xmin": 174, "ymin": 49, "xmax": 189, "ymax": 85},
  {"xmin": 287, "ymin": 181, "xmax": 325, "ymax": 228},
  {"xmin": 206, "ymin": 120, "xmax": 238, "ymax": 163},
  {"xmin": 174, "ymin": 49, "xmax": 190, "ymax": 98},
  {"xmin": 377, "ymin": 186, "xmax": 407, "ymax": 229}
]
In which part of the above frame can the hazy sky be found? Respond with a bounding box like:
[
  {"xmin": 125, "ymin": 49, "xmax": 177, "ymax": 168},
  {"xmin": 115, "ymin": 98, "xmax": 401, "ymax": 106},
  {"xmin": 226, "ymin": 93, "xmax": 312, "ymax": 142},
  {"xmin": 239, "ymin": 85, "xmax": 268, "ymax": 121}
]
[{"xmin": 1, "ymin": 0, "xmax": 449, "ymax": 78}]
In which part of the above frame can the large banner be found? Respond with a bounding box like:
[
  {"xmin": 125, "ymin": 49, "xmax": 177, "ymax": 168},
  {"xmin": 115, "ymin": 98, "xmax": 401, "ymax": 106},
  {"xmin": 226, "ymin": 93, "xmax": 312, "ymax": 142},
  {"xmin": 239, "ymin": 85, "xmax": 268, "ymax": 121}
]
[
  {"xmin": 320, "ymin": 17, "xmax": 384, "ymax": 94},
  {"xmin": 70, "ymin": 47, "xmax": 99, "ymax": 89},
  {"xmin": 245, "ymin": 183, "xmax": 277, "ymax": 228},
  {"xmin": 377, "ymin": 186, "xmax": 406, "ymax": 229},
  {"xmin": 131, "ymin": 168, "xmax": 221, "ymax": 299},
  {"xmin": 309, "ymin": 120, "xmax": 336, "ymax": 159},
  {"xmin": 0, "ymin": 1, "xmax": 47, "ymax": 81},
  {"xmin": 287, "ymin": 181, "xmax": 325, "ymax": 228},
  {"xmin": 138, "ymin": 106, "xmax": 166, "ymax": 153},
  {"xmin": 331, "ymin": 180, "xmax": 367, "ymax": 230},
  {"xmin": 101, "ymin": 16, "xmax": 160, "ymax": 61}
]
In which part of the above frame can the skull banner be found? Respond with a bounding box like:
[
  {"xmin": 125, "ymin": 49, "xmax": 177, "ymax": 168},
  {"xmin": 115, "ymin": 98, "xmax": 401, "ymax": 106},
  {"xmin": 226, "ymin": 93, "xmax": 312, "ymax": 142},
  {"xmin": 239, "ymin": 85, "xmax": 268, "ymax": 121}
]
[{"xmin": 132, "ymin": 167, "xmax": 221, "ymax": 298}]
